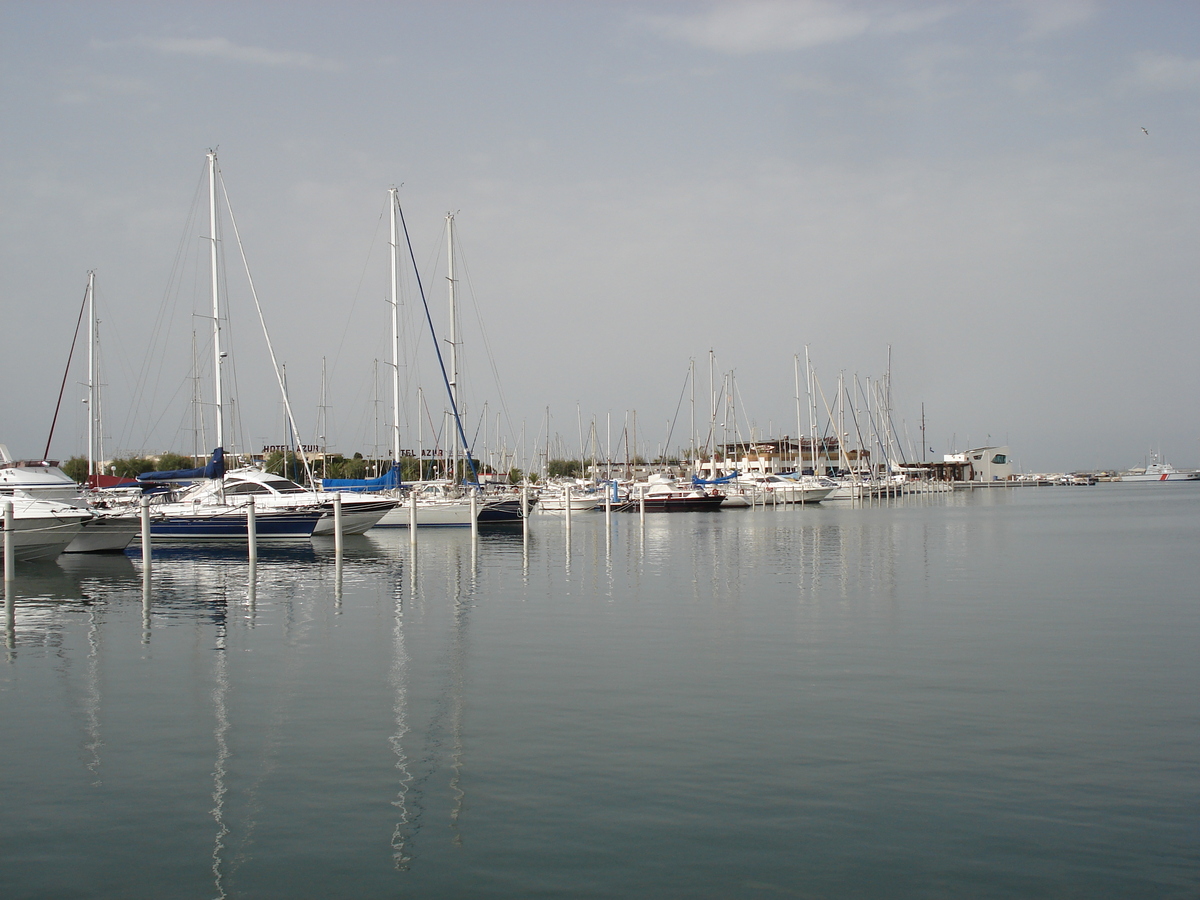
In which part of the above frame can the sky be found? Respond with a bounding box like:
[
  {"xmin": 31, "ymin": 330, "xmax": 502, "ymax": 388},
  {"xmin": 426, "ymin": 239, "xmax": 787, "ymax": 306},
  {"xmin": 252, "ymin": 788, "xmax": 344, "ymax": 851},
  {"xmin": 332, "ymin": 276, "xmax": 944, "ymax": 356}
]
[{"xmin": 2, "ymin": 0, "xmax": 1199, "ymax": 474}]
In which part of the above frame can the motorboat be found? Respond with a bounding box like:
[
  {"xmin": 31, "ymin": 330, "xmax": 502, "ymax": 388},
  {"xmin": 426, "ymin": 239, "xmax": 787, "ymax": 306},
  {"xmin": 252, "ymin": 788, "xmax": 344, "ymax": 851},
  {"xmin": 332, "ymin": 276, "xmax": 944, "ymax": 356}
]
[
  {"xmin": 625, "ymin": 474, "xmax": 725, "ymax": 512},
  {"xmin": 0, "ymin": 496, "xmax": 92, "ymax": 562},
  {"xmin": 737, "ymin": 473, "xmax": 835, "ymax": 504},
  {"xmin": 1120, "ymin": 455, "xmax": 1200, "ymax": 482},
  {"xmin": 0, "ymin": 446, "xmax": 138, "ymax": 552},
  {"xmin": 535, "ymin": 480, "xmax": 608, "ymax": 512}
]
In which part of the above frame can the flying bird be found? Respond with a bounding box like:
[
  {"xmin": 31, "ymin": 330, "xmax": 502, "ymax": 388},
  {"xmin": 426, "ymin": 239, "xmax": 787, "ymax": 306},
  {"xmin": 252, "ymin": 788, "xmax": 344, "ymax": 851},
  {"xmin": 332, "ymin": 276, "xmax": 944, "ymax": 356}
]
[{"xmin": 1142, "ymin": 127, "xmax": 1149, "ymax": 135}]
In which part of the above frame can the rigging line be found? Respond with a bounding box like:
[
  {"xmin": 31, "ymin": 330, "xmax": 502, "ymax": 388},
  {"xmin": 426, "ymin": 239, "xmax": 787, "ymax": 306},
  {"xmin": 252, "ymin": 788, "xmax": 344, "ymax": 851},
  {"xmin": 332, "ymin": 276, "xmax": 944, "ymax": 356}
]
[
  {"xmin": 219, "ymin": 171, "xmax": 313, "ymax": 481},
  {"xmin": 455, "ymin": 232, "xmax": 517, "ymax": 442},
  {"xmin": 732, "ymin": 376, "xmax": 754, "ymax": 446},
  {"xmin": 331, "ymin": 196, "xmax": 387, "ymax": 381},
  {"xmin": 44, "ymin": 279, "xmax": 91, "ymax": 459},
  {"xmin": 124, "ymin": 161, "xmax": 207, "ymax": 454},
  {"xmin": 662, "ymin": 367, "xmax": 691, "ymax": 464},
  {"xmin": 396, "ymin": 196, "xmax": 478, "ymax": 484}
]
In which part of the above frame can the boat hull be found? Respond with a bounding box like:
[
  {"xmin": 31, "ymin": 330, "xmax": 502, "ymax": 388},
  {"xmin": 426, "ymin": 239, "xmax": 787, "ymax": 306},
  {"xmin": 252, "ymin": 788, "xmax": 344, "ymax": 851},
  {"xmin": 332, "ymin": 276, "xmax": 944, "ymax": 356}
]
[
  {"xmin": 149, "ymin": 509, "xmax": 323, "ymax": 541},
  {"xmin": 310, "ymin": 500, "xmax": 398, "ymax": 535},
  {"xmin": 373, "ymin": 501, "xmax": 475, "ymax": 528},
  {"xmin": 1, "ymin": 509, "xmax": 89, "ymax": 561},
  {"xmin": 624, "ymin": 495, "xmax": 726, "ymax": 512},
  {"xmin": 63, "ymin": 513, "xmax": 140, "ymax": 553}
]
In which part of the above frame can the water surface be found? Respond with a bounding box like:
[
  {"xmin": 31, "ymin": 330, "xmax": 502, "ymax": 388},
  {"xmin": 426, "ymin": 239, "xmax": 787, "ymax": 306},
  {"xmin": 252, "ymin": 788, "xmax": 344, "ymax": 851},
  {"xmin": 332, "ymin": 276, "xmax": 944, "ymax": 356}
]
[{"xmin": 2, "ymin": 484, "xmax": 1197, "ymax": 898}]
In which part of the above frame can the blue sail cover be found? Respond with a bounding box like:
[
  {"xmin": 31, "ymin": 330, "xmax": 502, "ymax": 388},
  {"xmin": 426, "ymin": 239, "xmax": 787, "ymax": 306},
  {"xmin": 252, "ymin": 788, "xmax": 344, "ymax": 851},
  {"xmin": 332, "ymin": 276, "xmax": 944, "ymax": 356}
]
[
  {"xmin": 137, "ymin": 447, "xmax": 225, "ymax": 483},
  {"xmin": 320, "ymin": 464, "xmax": 402, "ymax": 493},
  {"xmin": 692, "ymin": 472, "xmax": 738, "ymax": 485}
]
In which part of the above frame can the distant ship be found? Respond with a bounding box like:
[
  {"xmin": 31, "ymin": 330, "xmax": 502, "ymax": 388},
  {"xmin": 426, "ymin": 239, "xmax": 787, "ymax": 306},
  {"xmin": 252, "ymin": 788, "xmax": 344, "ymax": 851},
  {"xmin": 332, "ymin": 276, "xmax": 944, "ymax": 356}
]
[{"xmin": 1120, "ymin": 454, "xmax": 1200, "ymax": 482}]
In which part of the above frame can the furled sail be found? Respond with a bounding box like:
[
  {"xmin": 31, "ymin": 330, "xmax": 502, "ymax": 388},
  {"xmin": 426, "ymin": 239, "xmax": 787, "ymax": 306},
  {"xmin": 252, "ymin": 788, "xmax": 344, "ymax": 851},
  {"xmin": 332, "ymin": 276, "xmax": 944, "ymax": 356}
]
[
  {"xmin": 319, "ymin": 464, "xmax": 402, "ymax": 493},
  {"xmin": 137, "ymin": 448, "xmax": 225, "ymax": 483}
]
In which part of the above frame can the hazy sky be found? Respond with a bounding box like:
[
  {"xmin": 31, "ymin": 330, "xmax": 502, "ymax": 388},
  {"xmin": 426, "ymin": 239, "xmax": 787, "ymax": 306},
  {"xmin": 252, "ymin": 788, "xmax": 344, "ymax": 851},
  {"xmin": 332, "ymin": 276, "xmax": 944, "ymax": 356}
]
[{"xmin": 3, "ymin": 1, "xmax": 1198, "ymax": 472}]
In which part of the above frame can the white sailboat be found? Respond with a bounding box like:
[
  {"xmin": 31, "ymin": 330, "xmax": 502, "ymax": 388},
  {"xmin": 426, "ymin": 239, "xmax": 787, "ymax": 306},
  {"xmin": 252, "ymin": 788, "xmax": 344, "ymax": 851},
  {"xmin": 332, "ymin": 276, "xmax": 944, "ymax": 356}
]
[{"xmin": 328, "ymin": 192, "xmax": 480, "ymax": 527}]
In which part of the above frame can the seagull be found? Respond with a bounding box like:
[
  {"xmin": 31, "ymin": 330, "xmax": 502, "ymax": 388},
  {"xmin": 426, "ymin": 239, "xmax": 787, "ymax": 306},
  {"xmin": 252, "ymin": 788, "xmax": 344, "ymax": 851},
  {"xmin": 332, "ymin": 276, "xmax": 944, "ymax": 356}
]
[{"xmin": 1142, "ymin": 127, "xmax": 1149, "ymax": 135}]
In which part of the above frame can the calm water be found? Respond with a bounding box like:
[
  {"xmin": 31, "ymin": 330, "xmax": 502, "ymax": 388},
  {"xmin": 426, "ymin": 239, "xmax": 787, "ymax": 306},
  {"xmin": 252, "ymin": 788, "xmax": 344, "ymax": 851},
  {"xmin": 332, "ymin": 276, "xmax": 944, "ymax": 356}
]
[{"xmin": 2, "ymin": 484, "xmax": 1197, "ymax": 899}]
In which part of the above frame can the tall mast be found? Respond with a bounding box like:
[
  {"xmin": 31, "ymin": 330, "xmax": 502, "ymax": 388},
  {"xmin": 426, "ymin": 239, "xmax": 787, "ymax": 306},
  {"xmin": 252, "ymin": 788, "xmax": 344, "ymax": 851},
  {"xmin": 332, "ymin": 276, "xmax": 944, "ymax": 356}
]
[
  {"xmin": 805, "ymin": 346, "xmax": 816, "ymax": 475},
  {"xmin": 689, "ymin": 358, "xmax": 695, "ymax": 470},
  {"xmin": 417, "ymin": 385, "xmax": 424, "ymax": 479},
  {"xmin": 793, "ymin": 353, "xmax": 802, "ymax": 473},
  {"xmin": 446, "ymin": 212, "xmax": 459, "ymax": 480},
  {"xmin": 389, "ymin": 188, "xmax": 401, "ymax": 465},
  {"xmin": 208, "ymin": 150, "xmax": 224, "ymax": 450},
  {"xmin": 86, "ymin": 270, "xmax": 96, "ymax": 478}
]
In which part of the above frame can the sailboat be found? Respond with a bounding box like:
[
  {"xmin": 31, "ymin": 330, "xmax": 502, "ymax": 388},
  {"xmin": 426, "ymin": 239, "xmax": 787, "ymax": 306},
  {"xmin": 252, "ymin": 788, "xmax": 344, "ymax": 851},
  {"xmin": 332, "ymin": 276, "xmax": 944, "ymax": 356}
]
[
  {"xmin": 321, "ymin": 190, "xmax": 514, "ymax": 527},
  {"xmin": 10, "ymin": 272, "xmax": 140, "ymax": 553},
  {"xmin": 126, "ymin": 150, "xmax": 360, "ymax": 542}
]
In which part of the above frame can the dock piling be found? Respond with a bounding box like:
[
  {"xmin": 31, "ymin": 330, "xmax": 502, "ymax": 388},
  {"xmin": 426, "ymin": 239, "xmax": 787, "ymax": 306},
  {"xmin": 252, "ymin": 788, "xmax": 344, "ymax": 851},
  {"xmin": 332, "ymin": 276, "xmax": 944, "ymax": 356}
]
[{"xmin": 3, "ymin": 501, "xmax": 13, "ymax": 583}]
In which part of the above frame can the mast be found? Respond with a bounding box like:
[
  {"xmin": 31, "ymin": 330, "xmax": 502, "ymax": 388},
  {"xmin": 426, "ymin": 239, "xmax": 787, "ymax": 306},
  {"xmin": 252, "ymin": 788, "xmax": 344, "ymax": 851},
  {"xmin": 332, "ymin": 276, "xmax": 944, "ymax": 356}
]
[
  {"xmin": 318, "ymin": 356, "xmax": 328, "ymax": 479},
  {"xmin": 807, "ymin": 348, "xmax": 819, "ymax": 476},
  {"xmin": 86, "ymin": 270, "xmax": 96, "ymax": 478},
  {"xmin": 389, "ymin": 188, "xmax": 401, "ymax": 466},
  {"xmin": 793, "ymin": 354, "xmax": 802, "ymax": 473},
  {"xmin": 208, "ymin": 150, "xmax": 224, "ymax": 450},
  {"xmin": 446, "ymin": 212, "xmax": 460, "ymax": 481},
  {"xmin": 689, "ymin": 358, "xmax": 695, "ymax": 471}
]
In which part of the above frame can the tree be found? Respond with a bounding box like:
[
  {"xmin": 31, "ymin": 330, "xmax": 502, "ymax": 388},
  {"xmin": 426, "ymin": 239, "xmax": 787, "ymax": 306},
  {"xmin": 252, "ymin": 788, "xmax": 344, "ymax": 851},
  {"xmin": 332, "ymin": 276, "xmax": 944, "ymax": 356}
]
[
  {"xmin": 111, "ymin": 456, "xmax": 156, "ymax": 478},
  {"xmin": 61, "ymin": 456, "xmax": 88, "ymax": 483},
  {"xmin": 155, "ymin": 452, "xmax": 194, "ymax": 472},
  {"xmin": 547, "ymin": 458, "xmax": 581, "ymax": 478}
]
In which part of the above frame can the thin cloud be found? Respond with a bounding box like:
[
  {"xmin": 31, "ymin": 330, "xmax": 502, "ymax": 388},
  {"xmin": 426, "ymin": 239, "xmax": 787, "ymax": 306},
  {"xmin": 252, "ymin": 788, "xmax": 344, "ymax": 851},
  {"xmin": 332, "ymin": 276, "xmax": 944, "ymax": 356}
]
[
  {"xmin": 98, "ymin": 36, "xmax": 341, "ymax": 71},
  {"xmin": 1014, "ymin": 0, "xmax": 1096, "ymax": 40},
  {"xmin": 1131, "ymin": 52, "xmax": 1200, "ymax": 91},
  {"xmin": 639, "ymin": 1, "xmax": 951, "ymax": 54}
]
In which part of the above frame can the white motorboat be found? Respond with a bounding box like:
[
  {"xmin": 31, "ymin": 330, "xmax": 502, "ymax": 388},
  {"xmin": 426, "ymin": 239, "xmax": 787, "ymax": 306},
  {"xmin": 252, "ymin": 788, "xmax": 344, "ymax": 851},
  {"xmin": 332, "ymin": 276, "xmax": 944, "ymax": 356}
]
[
  {"xmin": 536, "ymin": 481, "xmax": 608, "ymax": 512},
  {"xmin": 737, "ymin": 473, "xmax": 834, "ymax": 504},
  {"xmin": 0, "ymin": 447, "xmax": 138, "ymax": 552},
  {"xmin": 0, "ymin": 496, "xmax": 92, "ymax": 562},
  {"xmin": 1120, "ymin": 455, "xmax": 1200, "ymax": 482}
]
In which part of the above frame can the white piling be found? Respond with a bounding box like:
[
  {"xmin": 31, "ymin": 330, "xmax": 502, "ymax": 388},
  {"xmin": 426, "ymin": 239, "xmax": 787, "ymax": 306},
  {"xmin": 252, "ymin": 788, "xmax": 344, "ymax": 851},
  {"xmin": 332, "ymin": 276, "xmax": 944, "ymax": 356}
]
[
  {"xmin": 409, "ymin": 490, "xmax": 418, "ymax": 548},
  {"xmin": 246, "ymin": 500, "xmax": 258, "ymax": 564},
  {"xmin": 3, "ymin": 501, "xmax": 13, "ymax": 583},
  {"xmin": 565, "ymin": 485, "xmax": 573, "ymax": 535},
  {"xmin": 140, "ymin": 494, "xmax": 152, "ymax": 574},
  {"xmin": 639, "ymin": 490, "xmax": 646, "ymax": 527},
  {"xmin": 604, "ymin": 485, "xmax": 612, "ymax": 528},
  {"xmin": 333, "ymin": 493, "xmax": 344, "ymax": 556},
  {"xmin": 470, "ymin": 490, "xmax": 478, "ymax": 542}
]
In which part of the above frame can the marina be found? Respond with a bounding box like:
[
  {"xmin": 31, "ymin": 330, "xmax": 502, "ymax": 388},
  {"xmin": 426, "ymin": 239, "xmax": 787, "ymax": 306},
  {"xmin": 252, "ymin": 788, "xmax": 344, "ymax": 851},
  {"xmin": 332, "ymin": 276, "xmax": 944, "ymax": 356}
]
[
  {"xmin": 2, "ymin": 483, "xmax": 1198, "ymax": 897},
  {"xmin": 6, "ymin": 7, "xmax": 1200, "ymax": 896}
]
